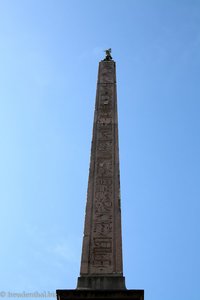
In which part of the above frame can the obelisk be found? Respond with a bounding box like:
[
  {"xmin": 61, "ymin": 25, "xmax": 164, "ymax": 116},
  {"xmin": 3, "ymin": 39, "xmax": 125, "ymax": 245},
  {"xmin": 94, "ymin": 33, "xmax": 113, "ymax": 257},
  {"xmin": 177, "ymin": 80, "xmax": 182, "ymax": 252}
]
[
  {"xmin": 77, "ymin": 49, "xmax": 125, "ymax": 290},
  {"xmin": 56, "ymin": 50, "xmax": 144, "ymax": 300}
]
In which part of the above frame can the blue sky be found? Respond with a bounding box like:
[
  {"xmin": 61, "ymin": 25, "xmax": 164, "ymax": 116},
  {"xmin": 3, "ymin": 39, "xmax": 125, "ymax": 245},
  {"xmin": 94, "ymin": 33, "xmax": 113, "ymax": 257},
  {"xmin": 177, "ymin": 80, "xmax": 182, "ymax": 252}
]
[{"xmin": 0, "ymin": 1, "xmax": 200, "ymax": 300}]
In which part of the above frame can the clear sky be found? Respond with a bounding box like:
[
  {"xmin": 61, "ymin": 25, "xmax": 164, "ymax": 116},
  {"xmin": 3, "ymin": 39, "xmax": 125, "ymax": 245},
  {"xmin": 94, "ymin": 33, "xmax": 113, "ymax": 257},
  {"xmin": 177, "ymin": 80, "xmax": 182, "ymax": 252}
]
[{"xmin": 0, "ymin": 1, "xmax": 200, "ymax": 300}]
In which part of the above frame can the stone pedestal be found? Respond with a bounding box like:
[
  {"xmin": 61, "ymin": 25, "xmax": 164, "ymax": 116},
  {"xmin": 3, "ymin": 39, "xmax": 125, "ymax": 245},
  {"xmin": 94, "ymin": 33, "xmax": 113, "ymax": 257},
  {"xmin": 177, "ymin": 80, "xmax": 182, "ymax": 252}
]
[
  {"xmin": 56, "ymin": 289, "xmax": 144, "ymax": 300},
  {"xmin": 77, "ymin": 276, "xmax": 126, "ymax": 289}
]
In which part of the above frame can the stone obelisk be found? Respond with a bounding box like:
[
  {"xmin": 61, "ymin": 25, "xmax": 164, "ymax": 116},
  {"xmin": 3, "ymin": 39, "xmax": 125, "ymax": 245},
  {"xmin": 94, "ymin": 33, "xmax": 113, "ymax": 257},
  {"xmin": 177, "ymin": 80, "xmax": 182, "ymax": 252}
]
[
  {"xmin": 77, "ymin": 49, "xmax": 125, "ymax": 290},
  {"xmin": 56, "ymin": 50, "xmax": 144, "ymax": 300}
]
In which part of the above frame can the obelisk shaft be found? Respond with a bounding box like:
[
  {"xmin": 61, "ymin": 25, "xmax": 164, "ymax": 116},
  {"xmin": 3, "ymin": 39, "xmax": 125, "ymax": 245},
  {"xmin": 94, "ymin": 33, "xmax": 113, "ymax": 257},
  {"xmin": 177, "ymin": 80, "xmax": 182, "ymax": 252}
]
[{"xmin": 77, "ymin": 60, "xmax": 125, "ymax": 289}]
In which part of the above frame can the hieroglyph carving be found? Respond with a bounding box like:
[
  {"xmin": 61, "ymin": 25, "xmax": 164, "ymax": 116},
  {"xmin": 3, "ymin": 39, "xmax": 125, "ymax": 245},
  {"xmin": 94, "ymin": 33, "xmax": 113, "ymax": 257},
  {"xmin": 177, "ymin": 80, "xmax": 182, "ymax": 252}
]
[
  {"xmin": 96, "ymin": 158, "xmax": 112, "ymax": 177},
  {"xmin": 97, "ymin": 140, "xmax": 112, "ymax": 153},
  {"xmin": 91, "ymin": 155, "xmax": 113, "ymax": 272},
  {"xmin": 101, "ymin": 64, "xmax": 114, "ymax": 83},
  {"xmin": 98, "ymin": 128, "xmax": 112, "ymax": 140},
  {"xmin": 92, "ymin": 238, "xmax": 112, "ymax": 269},
  {"xmin": 90, "ymin": 64, "xmax": 116, "ymax": 273}
]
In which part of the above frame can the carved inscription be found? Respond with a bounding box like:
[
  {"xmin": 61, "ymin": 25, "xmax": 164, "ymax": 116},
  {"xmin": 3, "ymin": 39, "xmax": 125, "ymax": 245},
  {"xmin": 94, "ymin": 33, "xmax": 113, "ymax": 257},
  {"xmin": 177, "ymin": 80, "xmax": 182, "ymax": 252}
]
[
  {"xmin": 99, "ymin": 94, "xmax": 112, "ymax": 113},
  {"xmin": 94, "ymin": 222, "xmax": 112, "ymax": 236},
  {"xmin": 101, "ymin": 64, "xmax": 114, "ymax": 83},
  {"xmin": 98, "ymin": 129, "xmax": 112, "ymax": 140},
  {"xmin": 99, "ymin": 84, "xmax": 113, "ymax": 97},
  {"xmin": 98, "ymin": 115, "xmax": 112, "ymax": 122},
  {"xmin": 91, "ymin": 157, "xmax": 113, "ymax": 272},
  {"xmin": 95, "ymin": 178, "xmax": 113, "ymax": 215},
  {"xmin": 98, "ymin": 84, "xmax": 113, "ymax": 124},
  {"xmin": 99, "ymin": 104, "xmax": 112, "ymax": 116},
  {"xmin": 97, "ymin": 158, "xmax": 112, "ymax": 177},
  {"xmin": 95, "ymin": 190, "xmax": 112, "ymax": 201},
  {"xmin": 96, "ymin": 178, "xmax": 112, "ymax": 190},
  {"xmin": 97, "ymin": 140, "xmax": 112, "ymax": 152},
  {"xmin": 95, "ymin": 198, "xmax": 112, "ymax": 214},
  {"xmin": 95, "ymin": 212, "xmax": 112, "ymax": 222},
  {"xmin": 93, "ymin": 237, "xmax": 112, "ymax": 252},
  {"xmin": 90, "ymin": 64, "xmax": 115, "ymax": 273},
  {"xmin": 92, "ymin": 238, "xmax": 112, "ymax": 271},
  {"xmin": 98, "ymin": 124, "xmax": 112, "ymax": 140}
]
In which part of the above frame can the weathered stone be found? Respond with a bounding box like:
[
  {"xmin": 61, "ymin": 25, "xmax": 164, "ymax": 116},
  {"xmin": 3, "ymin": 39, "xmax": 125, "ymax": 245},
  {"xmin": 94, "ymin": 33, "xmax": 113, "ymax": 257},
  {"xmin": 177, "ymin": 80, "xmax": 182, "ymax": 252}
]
[
  {"xmin": 78, "ymin": 60, "xmax": 123, "ymax": 285},
  {"xmin": 56, "ymin": 57, "xmax": 144, "ymax": 299}
]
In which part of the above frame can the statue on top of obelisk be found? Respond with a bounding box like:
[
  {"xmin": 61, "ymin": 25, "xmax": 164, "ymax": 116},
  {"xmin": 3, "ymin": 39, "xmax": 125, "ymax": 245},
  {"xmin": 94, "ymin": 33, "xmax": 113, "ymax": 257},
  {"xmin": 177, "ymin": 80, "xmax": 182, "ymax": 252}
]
[{"xmin": 104, "ymin": 48, "xmax": 113, "ymax": 61}]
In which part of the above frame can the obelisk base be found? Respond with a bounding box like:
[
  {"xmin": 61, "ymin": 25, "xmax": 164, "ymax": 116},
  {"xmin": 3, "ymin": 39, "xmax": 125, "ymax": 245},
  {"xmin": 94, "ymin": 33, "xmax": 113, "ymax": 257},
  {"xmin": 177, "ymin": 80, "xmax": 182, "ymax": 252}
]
[
  {"xmin": 77, "ymin": 276, "xmax": 126, "ymax": 289},
  {"xmin": 56, "ymin": 289, "xmax": 144, "ymax": 300}
]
